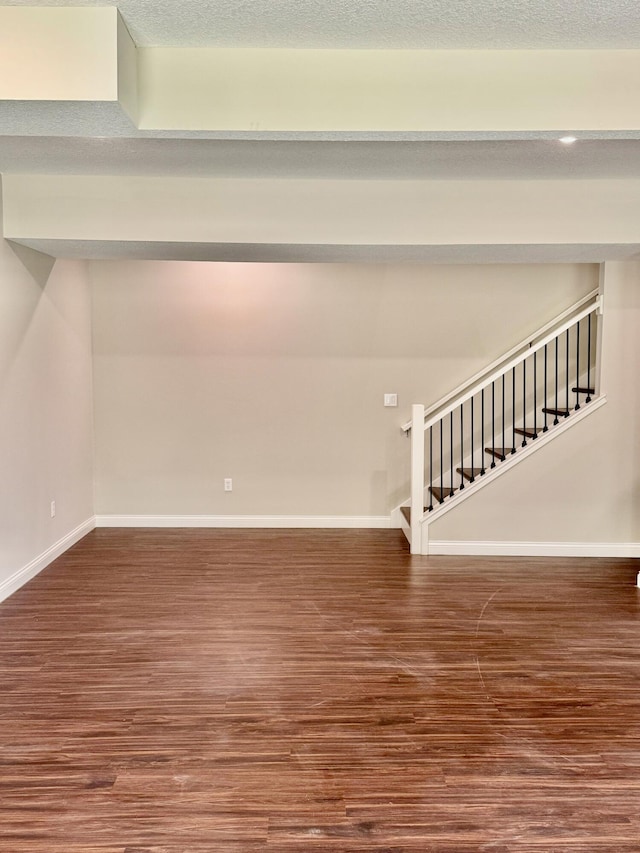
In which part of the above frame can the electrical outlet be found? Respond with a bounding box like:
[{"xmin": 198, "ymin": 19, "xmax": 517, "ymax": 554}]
[
  {"xmin": 384, "ymin": 393, "xmax": 398, "ymax": 407},
  {"xmin": 224, "ymin": 478, "xmax": 233, "ymax": 492},
  {"xmin": 50, "ymin": 500, "xmax": 56, "ymax": 518}
]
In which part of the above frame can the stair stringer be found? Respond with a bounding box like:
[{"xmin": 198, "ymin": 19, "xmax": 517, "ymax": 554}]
[{"xmin": 399, "ymin": 395, "xmax": 607, "ymax": 554}]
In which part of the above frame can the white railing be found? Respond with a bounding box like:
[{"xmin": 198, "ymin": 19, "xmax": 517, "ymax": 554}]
[
  {"xmin": 405, "ymin": 289, "xmax": 603, "ymax": 555},
  {"xmin": 402, "ymin": 288, "xmax": 599, "ymax": 434}
]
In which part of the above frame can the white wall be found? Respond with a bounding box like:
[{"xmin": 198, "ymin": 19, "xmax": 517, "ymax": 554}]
[
  {"xmin": 90, "ymin": 260, "xmax": 595, "ymax": 521},
  {"xmin": 0, "ymin": 178, "xmax": 94, "ymax": 599},
  {"xmin": 430, "ymin": 260, "xmax": 640, "ymax": 547}
]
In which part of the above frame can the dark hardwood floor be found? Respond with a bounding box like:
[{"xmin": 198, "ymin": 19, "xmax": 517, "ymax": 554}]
[{"xmin": 1, "ymin": 529, "xmax": 639, "ymax": 852}]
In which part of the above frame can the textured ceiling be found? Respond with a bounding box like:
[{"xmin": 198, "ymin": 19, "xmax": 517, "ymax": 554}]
[
  {"xmin": 4, "ymin": 0, "xmax": 640, "ymax": 48},
  {"xmin": 3, "ymin": 138, "xmax": 640, "ymax": 180}
]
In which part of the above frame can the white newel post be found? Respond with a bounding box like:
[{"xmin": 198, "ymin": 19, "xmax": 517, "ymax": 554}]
[
  {"xmin": 594, "ymin": 263, "xmax": 606, "ymax": 398},
  {"xmin": 410, "ymin": 404, "xmax": 425, "ymax": 555}
]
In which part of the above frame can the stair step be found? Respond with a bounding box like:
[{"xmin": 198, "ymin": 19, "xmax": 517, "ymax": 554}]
[
  {"xmin": 429, "ymin": 485, "xmax": 456, "ymax": 502},
  {"xmin": 542, "ymin": 407, "xmax": 571, "ymax": 417},
  {"xmin": 514, "ymin": 426, "xmax": 544, "ymax": 438},
  {"xmin": 402, "ymin": 504, "xmax": 436, "ymax": 524},
  {"xmin": 456, "ymin": 467, "xmax": 484, "ymax": 482},
  {"xmin": 572, "ymin": 386, "xmax": 595, "ymax": 395},
  {"xmin": 484, "ymin": 447, "xmax": 512, "ymax": 461}
]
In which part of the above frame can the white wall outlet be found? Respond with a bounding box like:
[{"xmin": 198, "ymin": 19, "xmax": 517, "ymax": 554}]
[
  {"xmin": 50, "ymin": 500, "xmax": 56, "ymax": 518},
  {"xmin": 384, "ymin": 393, "xmax": 398, "ymax": 407},
  {"xmin": 224, "ymin": 478, "xmax": 233, "ymax": 492}
]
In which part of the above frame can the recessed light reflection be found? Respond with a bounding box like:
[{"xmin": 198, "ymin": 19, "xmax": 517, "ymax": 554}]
[{"xmin": 559, "ymin": 136, "xmax": 577, "ymax": 145}]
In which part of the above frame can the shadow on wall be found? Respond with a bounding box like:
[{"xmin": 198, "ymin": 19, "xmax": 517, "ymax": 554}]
[{"xmin": 8, "ymin": 241, "xmax": 55, "ymax": 289}]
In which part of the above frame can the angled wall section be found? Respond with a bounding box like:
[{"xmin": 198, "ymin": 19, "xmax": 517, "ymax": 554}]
[{"xmin": 0, "ymin": 179, "xmax": 95, "ymax": 602}]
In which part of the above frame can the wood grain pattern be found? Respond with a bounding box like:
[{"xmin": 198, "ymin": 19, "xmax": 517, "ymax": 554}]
[
  {"xmin": 1, "ymin": 529, "xmax": 640, "ymax": 851},
  {"xmin": 514, "ymin": 427, "xmax": 545, "ymax": 438},
  {"xmin": 429, "ymin": 485, "xmax": 456, "ymax": 502},
  {"xmin": 456, "ymin": 467, "xmax": 484, "ymax": 482},
  {"xmin": 484, "ymin": 447, "xmax": 511, "ymax": 461}
]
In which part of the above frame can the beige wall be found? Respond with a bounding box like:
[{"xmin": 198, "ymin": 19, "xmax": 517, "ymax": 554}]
[
  {"xmin": 139, "ymin": 48, "xmax": 640, "ymax": 132},
  {"xmin": 430, "ymin": 261, "xmax": 640, "ymax": 545},
  {"xmin": 0, "ymin": 180, "xmax": 94, "ymax": 590},
  {"xmin": 0, "ymin": 7, "xmax": 119, "ymax": 101},
  {"xmin": 6, "ymin": 176, "xmax": 640, "ymax": 248},
  {"xmin": 91, "ymin": 260, "xmax": 595, "ymax": 519}
]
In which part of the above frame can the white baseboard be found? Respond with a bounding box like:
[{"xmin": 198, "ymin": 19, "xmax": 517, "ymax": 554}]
[
  {"xmin": 428, "ymin": 540, "xmax": 640, "ymax": 557},
  {"xmin": 94, "ymin": 514, "xmax": 393, "ymax": 529},
  {"xmin": 0, "ymin": 516, "xmax": 96, "ymax": 604},
  {"xmin": 389, "ymin": 506, "xmax": 407, "ymax": 529}
]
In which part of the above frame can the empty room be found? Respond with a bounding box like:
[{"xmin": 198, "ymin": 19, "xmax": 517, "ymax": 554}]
[{"xmin": 1, "ymin": 1, "xmax": 640, "ymax": 850}]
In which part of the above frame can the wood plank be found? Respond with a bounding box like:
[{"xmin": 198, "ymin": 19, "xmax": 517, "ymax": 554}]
[
  {"xmin": 542, "ymin": 406, "xmax": 571, "ymax": 417},
  {"xmin": 514, "ymin": 426, "xmax": 544, "ymax": 438},
  {"xmin": 0, "ymin": 529, "xmax": 639, "ymax": 850},
  {"xmin": 429, "ymin": 485, "xmax": 456, "ymax": 502},
  {"xmin": 456, "ymin": 467, "xmax": 483, "ymax": 481},
  {"xmin": 483, "ymin": 447, "xmax": 512, "ymax": 461}
]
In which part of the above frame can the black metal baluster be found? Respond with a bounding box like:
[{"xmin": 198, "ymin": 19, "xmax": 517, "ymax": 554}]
[
  {"xmin": 450, "ymin": 411, "xmax": 453, "ymax": 496},
  {"xmin": 428, "ymin": 426, "xmax": 433, "ymax": 511},
  {"xmin": 511, "ymin": 367, "xmax": 516, "ymax": 453},
  {"xmin": 586, "ymin": 314, "xmax": 592, "ymax": 402},
  {"xmin": 491, "ymin": 382, "xmax": 496, "ymax": 468},
  {"xmin": 481, "ymin": 389, "xmax": 486, "ymax": 475},
  {"xmin": 501, "ymin": 373, "xmax": 505, "ymax": 457},
  {"xmin": 440, "ymin": 419, "xmax": 444, "ymax": 503},
  {"xmin": 521, "ymin": 359, "xmax": 527, "ymax": 446},
  {"xmin": 543, "ymin": 344, "xmax": 548, "ymax": 431},
  {"xmin": 575, "ymin": 319, "xmax": 581, "ymax": 410},
  {"xmin": 565, "ymin": 328, "xmax": 570, "ymax": 414},
  {"xmin": 471, "ymin": 396, "xmax": 475, "ymax": 481},
  {"xmin": 554, "ymin": 336, "xmax": 559, "ymax": 425},
  {"xmin": 533, "ymin": 350, "xmax": 537, "ymax": 437},
  {"xmin": 459, "ymin": 403, "xmax": 464, "ymax": 490}
]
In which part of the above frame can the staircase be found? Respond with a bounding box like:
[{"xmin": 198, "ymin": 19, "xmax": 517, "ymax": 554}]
[{"xmin": 400, "ymin": 287, "xmax": 606, "ymax": 554}]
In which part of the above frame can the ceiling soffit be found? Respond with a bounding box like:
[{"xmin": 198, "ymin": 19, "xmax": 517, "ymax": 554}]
[{"xmin": 2, "ymin": 3, "xmax": 640, "ymax": 262}]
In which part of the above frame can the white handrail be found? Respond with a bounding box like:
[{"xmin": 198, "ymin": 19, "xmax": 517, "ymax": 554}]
[
  {"xmin": 401, "ymin": 288, "xmax": 599, "ymax": 433},
  {"xmin": 420, "ymin": 298, "xmax": 600, "ymax": 434}
]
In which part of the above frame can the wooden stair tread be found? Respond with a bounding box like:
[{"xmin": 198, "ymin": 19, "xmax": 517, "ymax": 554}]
[
  {"xmin": 514, "ymin": 426, "xmax": 544, "ymax": 438},
  {"xmin": 430, "ymin": 485, "xmax": 456, "ymax": 502},
  {"xmin": 400, "ymin": 381, "xmax": 594, "ymax": 525},
  {"xmin": 484, "ymin": 447, "xmax": 511, "ymax": 460},
  {"xmin": 456, "ymin": 467, "xmax": 483, "ymax": 481},
  {"xmin": 402, "ymin": 504, "xmax": 434, "ymax": 524}
]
